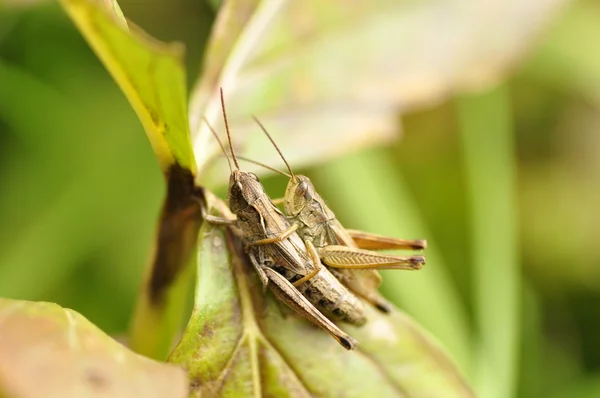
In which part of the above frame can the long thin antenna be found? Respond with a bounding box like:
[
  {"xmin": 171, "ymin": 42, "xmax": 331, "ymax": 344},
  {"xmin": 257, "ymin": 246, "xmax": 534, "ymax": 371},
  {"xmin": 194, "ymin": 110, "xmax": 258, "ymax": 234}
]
[
  {"xmin": 251, "ymin": 116, "xmax": 295, "ymax": 179},
  {"xmin": 236, "ymin": 155, "xmax": 291, "ymax": 178},
  {"xmin": 219, "ymin": 88, "xmax": 239, "ymax": 170},
  {"xmin": 203, "ymin": 116, "xmax": 232, "ymax": 173}
]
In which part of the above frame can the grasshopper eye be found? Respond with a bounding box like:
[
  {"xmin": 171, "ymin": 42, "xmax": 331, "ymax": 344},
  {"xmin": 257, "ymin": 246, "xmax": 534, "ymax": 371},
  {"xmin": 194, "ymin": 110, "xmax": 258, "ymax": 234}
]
[{"xmin": 297, "ymin": 181, "xmax": 309, "ymax": 196}]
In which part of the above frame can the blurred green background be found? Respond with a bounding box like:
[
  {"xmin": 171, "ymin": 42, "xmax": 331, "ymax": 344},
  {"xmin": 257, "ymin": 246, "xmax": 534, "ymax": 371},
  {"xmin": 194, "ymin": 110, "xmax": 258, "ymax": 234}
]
[{"xmin": 1, "ymin": 1, "xmax": 600, "ymax": 397}]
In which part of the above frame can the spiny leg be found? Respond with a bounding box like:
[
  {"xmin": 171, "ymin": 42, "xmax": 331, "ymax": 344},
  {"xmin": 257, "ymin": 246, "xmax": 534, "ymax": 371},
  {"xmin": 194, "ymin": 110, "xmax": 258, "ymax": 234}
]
[{"xmin": 347, "ymin": 229, "xmax": 427, "ymax": 251}]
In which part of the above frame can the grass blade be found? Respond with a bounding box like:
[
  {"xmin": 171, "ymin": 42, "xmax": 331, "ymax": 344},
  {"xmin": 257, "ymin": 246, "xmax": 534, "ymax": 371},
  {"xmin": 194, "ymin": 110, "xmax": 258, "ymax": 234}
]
[{"xmin": 457, "ymin": 85, "xmax": 520, "ymax": 398}]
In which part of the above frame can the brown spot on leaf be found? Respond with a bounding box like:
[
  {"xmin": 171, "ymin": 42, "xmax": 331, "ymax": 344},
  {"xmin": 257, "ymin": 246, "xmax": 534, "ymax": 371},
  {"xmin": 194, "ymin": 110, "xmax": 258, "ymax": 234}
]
[
  {"xmin": 189, "ymin": 376, "xmax": 202, "ymax": 389},
  {"xmin": 149, "ymin": 164, "xmax": 204, "ymax": 305},
  {"xmin": 149, "ymin": 108, "xmax": 159, "ymax": 125},
  {"xmin": 84, "ymin": 367, "xmax": 110, "ymax": 392},
  {"xmin": 198, "ymin": 320, "xmax": 216, "ymax": 339}
]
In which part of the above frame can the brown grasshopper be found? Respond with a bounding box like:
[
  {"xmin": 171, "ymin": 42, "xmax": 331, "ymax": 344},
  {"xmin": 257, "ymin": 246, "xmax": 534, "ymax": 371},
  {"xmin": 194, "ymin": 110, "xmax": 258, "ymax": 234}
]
[
  {"xmin": 202, "ymin": 89, "xmax": 369, "ymax": 350},
  {"xmin": 245, "ymin": 119, "xmax": 427, "ymax": 313}
]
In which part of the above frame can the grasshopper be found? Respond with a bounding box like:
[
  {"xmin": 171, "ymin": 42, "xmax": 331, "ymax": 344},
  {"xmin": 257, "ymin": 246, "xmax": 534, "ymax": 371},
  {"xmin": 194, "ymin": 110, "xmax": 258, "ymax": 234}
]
[
  {"xmin": 246, "ymin": 119, "xmax": 427, "ymax": 313},
  {"xmin": 202, "ymin": 89, "xmax": 369, "ymax": 350}
]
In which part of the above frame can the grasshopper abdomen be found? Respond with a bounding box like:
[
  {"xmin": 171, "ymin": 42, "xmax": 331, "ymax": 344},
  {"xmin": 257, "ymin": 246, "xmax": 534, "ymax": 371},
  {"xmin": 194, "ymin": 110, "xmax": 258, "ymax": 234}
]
[{"xmin": 274, "ymin": 264, "xmax": 367, "ymax": 326}]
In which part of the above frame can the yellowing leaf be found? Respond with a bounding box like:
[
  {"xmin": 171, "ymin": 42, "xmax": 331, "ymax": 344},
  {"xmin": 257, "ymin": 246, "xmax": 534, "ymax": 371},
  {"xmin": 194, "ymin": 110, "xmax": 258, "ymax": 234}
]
[
  {"xmin": 169, "ymin": 194, "xmax": 473, "ymax": 397},
  {"xmin": 60, "ymin": 0, "xmax": 195, "ymax": 173},
  {"xmin": 58, "ymin": 0, "xmax": 203, "ymax": 360},
  {"xmin": 0, "ymin": 298, "xmax": 188, "ymax": 398}
]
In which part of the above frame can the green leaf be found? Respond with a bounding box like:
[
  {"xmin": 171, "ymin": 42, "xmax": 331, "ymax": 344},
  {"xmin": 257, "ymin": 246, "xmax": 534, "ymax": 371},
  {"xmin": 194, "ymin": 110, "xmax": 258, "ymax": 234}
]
[
  {"xmin": 551, "ymin": 375, "xmax": 600, "ymax": 398},
  {"xmin": 190, "ymin": 0, "xmax": 568, "ymax": 186},
  {"xmin": 58, "ymin": 0, "xmax": 203, "ymax": 359},
  {"xmin": 458, "ymin": 86, "xmax": 519, "ymax": 398},
  {"xmin": 0, "ymin": 298, "xmax": 188, "ymax": 398},
  {"xmin": 523, "ymin": 1, "xmax": 600, "ymax": 104},
  {"xmin": 169, "ymin": 193, "xmax": 473, "ymax": 397},
  {"xmin": 59, "ymin": 0, "xmax": 195, "ymax": 173}
]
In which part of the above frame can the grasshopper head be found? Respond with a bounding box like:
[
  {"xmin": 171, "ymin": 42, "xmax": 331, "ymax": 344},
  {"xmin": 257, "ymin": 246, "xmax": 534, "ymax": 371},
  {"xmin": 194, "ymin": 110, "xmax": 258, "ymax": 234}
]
[
  {"xmin": 227, "ymin": 170, "xmax": 264, "ymax": 235},
  {"xmin": 227, "ymin": 169, "xmax": 266, "ymax": 215},
  {"xmin": 284, "ymin": 175, "xmax": 337, "ymax": 228},
  {"xmin": 284, "ymin": 175, "xmax": 319, "ymax": 217}
]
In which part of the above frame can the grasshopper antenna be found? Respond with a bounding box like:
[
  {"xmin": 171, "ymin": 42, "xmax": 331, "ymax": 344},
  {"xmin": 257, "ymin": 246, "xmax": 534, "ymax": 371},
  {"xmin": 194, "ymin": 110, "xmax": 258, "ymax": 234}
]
[
  {"xmin": 236, "ymin": 155, "xmax": 291, "ymax": 178},
  {"xmin": 252, "ymin": 116, "xmax": 295, "ymax": 179},
  {"xmin": 203, "ymin": 116, "xmax": 232, "ymax": 174},
  {"xmin": 219, "ymin": 87, "xmax": 240, "ymax": 170}
]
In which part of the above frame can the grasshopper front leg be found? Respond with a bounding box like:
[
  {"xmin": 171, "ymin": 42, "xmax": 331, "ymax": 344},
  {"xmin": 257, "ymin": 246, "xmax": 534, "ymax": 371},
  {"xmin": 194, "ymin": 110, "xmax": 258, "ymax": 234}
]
[
  {"xmin": 346, "ymin": 229, "xmax": 427, "ymax": 251},
  {"xmin": 291, "ymin": 239, "xmax": 321, "ymax": 287},
  {"xmin": 249, "ymin": 224, "xmax": 299, "ymax": 245},
  {"xmin": 247, "ymin": 253, "xmax": 269, "ymax": 287},
  {"xmin": 249, "ymin": 227, "xmax": 322, "ymax": 288},
  {"xmin": 199, "ymin": 198, "xmax": 237, "ymax": 226},
  {"xmin": 263, "ymin": 267, "xmax": 357, "ymax": 350}
]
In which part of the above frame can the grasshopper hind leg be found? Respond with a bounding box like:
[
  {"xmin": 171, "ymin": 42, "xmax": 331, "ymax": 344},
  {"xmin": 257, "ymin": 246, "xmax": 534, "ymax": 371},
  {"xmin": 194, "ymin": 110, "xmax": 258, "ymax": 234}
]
[
  {"xmin": 373, "ymin": 298, "xmax": 393, "ymax": 313},
  {"xmin": 347, "ymin": 229, "xmax": 427, "ymax": 251},
  {"xmin": 328, "ymin": 268, "xmax": 393, "ymax": 314},
  {"xmin": 362, "ymin": 291, "xmax": 393, "ymax": 313},
  {"xmin": 263, "ymin": 268, "xmax": 358, "ymax": 350}
]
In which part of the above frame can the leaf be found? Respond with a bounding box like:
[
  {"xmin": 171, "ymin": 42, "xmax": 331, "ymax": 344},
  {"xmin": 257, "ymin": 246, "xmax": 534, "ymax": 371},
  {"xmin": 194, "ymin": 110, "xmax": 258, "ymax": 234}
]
[
  {"xmin": 523, "ymin": 1, "xmax": 600, "ymax": 104},
  {"xmin": 457, "ymin": 86, "xmax": 519, "ymax": 398},
  {"xmin": 189, "ymin": 0, "xmax": 260, "ymax": 126},
  {"xmin": 60, "ymin": 0, "xmax": 195, "ymax": 173},
  {"xmin": 128, "ymin": 165, "xmax": 203, "ymax": 360},
  {"xmin": 190, "ymin": 0, "xmax": 568, "ymax": 185},
  {"xmin": 59, "ymin": 0, "xmax": 203, "ymax": 359},
  {"xmin": 169, "ymin": 193, "xmax": 473, "ymax": 397},
  {"xmin": 0, "ymin": 298, "xmax": 188, "ymax": 398}
]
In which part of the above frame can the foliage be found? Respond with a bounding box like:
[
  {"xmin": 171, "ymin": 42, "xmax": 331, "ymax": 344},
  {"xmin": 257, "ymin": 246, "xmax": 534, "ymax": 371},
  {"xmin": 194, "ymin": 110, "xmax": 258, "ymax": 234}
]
[
  {"xmin": 3, "ymin": 0, "xmax": 598, "ymax": 397},
  {"xmin": 0, "ymin": 298, "xmax": 187, "ymax": 398}
]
